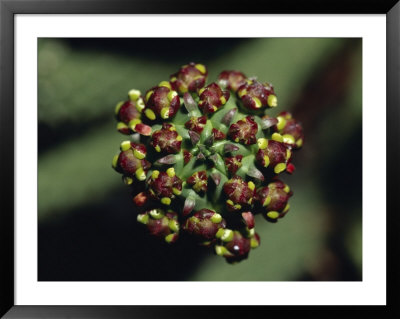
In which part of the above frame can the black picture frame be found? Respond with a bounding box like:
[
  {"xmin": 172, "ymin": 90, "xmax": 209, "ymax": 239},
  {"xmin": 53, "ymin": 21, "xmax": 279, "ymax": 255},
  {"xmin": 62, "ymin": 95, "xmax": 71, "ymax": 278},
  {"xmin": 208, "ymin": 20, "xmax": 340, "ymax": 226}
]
[{"xmin": 1, "ymin": 0, "xmax": 399, "ymax": 318}]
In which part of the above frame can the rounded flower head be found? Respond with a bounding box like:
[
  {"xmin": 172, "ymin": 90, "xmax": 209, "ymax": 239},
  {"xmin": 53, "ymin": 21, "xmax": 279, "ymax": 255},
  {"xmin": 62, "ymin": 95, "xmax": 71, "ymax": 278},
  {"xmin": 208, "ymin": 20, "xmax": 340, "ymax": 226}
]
[
  {"xmin": 150, "ymin": 123, "xmax": 182, "ymax": 154},
  {"xmin": 198, "ymin": 83, "xmax": 230, "ymax": 114},
  {"xmin": 137, "ymin": 209, "xmax": 180, "ymax": 243},
  {"xmin": 215, "ymin": 230, "xmax": 252, "ymax": 263},
  {"xmin": 256, "ymin": 180, "xmax": 292, "ymax": 221},
  {"xmin": 112, "ymin": 141, "xmax": 151, "ymax": 182},
  {"xmin": 228, "ymin": 116, "xmax": 258, "ymax": 145},
  {"xmin": 238, "ymin": 80, "xmax": 277, "ymax": 110},
  {"xmin": 144, "ymin": 83, "xmax": 180, "ymax": 120},
  {"xmin": 223, "ymin": 176, "xmax": 256, "ymax": 212},
  {"xmin": 275, "ymin": 112, "xmax": 304, "ymax": 149},
  {"xmin": 218, "ymin": 70, "xmax": 247, "ymax": 92},
  {"xmin": 170, "ymin": 62, "xmax": 208, "ymax": 94},
  {"xmin": 147, "ymin": 168, "xmax": 183, "ymax": 205},
  {"xmin": 256, "ymin": 139, "xmax": 291, "ymax": 174},
  {"xmin": 183, "ymin": 209, "xmax": 226, "ymax": 245}
]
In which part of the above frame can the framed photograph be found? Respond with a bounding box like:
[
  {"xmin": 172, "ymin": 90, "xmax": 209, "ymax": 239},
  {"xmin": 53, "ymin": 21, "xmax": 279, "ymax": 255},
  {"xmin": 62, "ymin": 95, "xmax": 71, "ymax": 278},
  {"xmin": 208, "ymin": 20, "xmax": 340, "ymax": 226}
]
[{"xmin": 1, "ymin": 0, "xmax": 398, "ymax": 318}]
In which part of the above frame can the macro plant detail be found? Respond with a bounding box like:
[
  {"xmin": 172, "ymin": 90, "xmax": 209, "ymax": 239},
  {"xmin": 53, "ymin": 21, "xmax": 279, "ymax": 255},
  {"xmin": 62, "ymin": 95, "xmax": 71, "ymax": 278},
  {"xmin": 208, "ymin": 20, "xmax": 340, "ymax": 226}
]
[{"xmin": 112, "ymin": 63, "xmax": 304, "ymax": 263}]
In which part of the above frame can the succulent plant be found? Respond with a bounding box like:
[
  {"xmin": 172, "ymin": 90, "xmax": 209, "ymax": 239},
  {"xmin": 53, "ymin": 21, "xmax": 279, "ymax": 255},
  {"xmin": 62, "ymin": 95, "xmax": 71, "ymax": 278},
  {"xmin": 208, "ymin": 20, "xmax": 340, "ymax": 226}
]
[{"xmin": 112, "ymin": 64, "xmax": 304, "ymax": 263}]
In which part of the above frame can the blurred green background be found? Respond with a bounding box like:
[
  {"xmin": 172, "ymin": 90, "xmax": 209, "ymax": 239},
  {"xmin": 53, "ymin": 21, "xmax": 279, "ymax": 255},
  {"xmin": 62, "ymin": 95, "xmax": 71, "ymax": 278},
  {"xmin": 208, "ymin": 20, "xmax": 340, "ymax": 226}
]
[{"xmin": 38, "ymin": 38, "xmax": 362, "ymax": 281}]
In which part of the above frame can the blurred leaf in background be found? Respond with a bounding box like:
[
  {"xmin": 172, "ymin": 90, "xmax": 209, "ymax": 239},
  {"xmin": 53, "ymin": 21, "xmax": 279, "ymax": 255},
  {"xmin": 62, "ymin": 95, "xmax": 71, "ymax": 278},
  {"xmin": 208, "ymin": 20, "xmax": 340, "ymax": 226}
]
[{"xmin": 38, "ymin": 38, "xmax": 361, "ymax": 281}]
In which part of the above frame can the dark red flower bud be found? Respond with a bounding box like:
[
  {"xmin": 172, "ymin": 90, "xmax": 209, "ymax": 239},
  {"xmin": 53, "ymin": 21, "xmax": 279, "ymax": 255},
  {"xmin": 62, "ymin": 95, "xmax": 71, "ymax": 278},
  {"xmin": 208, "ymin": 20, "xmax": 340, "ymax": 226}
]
[
  {"xmin": 185, "ymin": 116, "xmax": 207, "ymax": 134},
  {"xmin": 183, "ymin": 150, "xmax": 193, "ymax": 165},
  {"xmin": 198, "ymin": 83, "xmax": 230, "ymax": 114},
  {"xmin": 144, "ymin": 83, "xmax": 180, "ymax": 120},
  {"xmin": 228, "ymin": 116, "xmax": 258, "ymax": 145},
  {"xmin": 183, "ymin": 209, "xmax": 226, "ymax": 245},
  {"xmin": 256, "ymin": 139, "xmax": 291, "ymax": 174},
  {"xmin": 170, "ymin": 62, "xmax": 208, "ymax": 94},
  {"xmin": 256, "ymin": 180, "xmax": 292, "ymax": 220},
  {"xmin": 237, "ymin": 80, "xmax": 277, "ymax": 110},
  {"xmin": 147, "ymin": 168, "xmax": 183, "ymax": 205},
  {"xmin": 212, "ymin": 128, "xmax": 226, "ymax": 140},
  {"xmin": 150, "ymin": 123, "xmax": 182, "ymax": 154},
  {"xmin": 115, "ymin": 98, "xmax": 149, "ymax": 135},
  {"xmin": 241, "ymin": 211, "xmax": 255, "ymax": 229},
  {"xmin": 218, "ymin": 70, "xmax": 247, "ymax": 92},
  {"xmin": 274, "ymin": 112, "xmax": 304, "ymax": 149},
  {"xmin": 187, "ymin": 170, "xmax": 208, "ymax": 193},
  {"xmin": 223, "ymin": 176, "xmax": 256, "ymax": 211},
  {"xmin": 137, "ymin": 209, "xmax": 180, "ymax": 243},
  {"xmin": 215, "ymin": 230, "xmax": 251, "ymax": 263},
  {"xmin": 112, "ymin": 141, "xmax": 151, "ymax": 182},
  {"xmin": 225, "ymin": 155, "xmax": 243, "ymax": 175}
]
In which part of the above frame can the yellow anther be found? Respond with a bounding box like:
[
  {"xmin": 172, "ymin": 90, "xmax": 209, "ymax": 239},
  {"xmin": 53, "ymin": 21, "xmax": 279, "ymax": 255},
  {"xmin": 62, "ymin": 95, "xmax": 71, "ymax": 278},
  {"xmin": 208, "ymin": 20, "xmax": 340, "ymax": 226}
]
[
  {"xmin": 234, "ymin": 204, "xmax": 241, "ymax": 210},
  {"xmin": 116, "ymin": 122, "xmax": 128, "ymax": 131},
  {"xmin": 283, "ymin": 204, "xmax": 290, "ymax": 213},
  {"xmin": 135, "ymin": 99, "xmax": 145, "ymax": 112},
  {"xmin": 145, "ymin": 109, "xmax": 156, "ymax": 120},
  {"xmin": 257, "ymin": 138, "xmax": 268, "ymax": 150},
  {"xmin": 152, "ymin": 170, "xmax": 160, "ymax": 179},
  {"xmin": 235, "ymin": 138, "xmax": 240, "ymax": 143},
  {"xmin": 211, "ymin": 213, "xmax": 222, "ymax": 224},
  {"xmin": 283, "ymin": 185, "xmax": 290, "ymax": 193},
  {"xmin": 161, "ymin": 197, "xmax": 171, "ymax": 205},
  {"xmin": 213, "ymin": 106, "xmax": 218, "ymax": 112},
  {"xmin": 168, "ymin": 125, "xmax": 176, "ymax": 131},
  {"xmin": 128, "ymin": 118, "xmax": 141, "ymax": 130},
  {"xmin": 149, "ymin": 209, "xmax": 163, "ymax": 219},
  {"xmin": 263, "ymin": 196, "xmax": 271, "ymax": 207},
  {"xmin": 137, "ymin": 213, "xmax": 149, "ymax": 224},
  {"xmin": 176, "ymin": 135, "xmax": 183, "ymax": 142},
  {"xmin": 168, "ymin": 220, "xmax": 179, "ymax": 232},
  {"xmin": 160, "ymin": 107, "xmax": 170, "ymax": 119},
  {"xmin": 154, "ymin": 145, "xmax": 161, "ymax": 152},
  {"xmin": 167, "ymin": 90, "xmax": 178, "ymax": 102},
  {"xmin": 158, "ymin": 81, "xmax": 171, "ymax": 89},
  {"xmin": 170, "ymin": 76, "xmax": 177, "ymax": 82},
  {"xmin": 120, "ymin": 140, "xmax": 131, "ymax": 151},
  {"xmin": 166, "ymin": 167, "xmax": 175, "ymax": 177},
  {"xmin": 198, "ymin": 88, "xmax": 206, "ymax": 95},
  {"xmin": 238, "ymin": 89, "xmax": 247, "ymax": 98},
  {"xmin": 267, "ymin": 211, "xmax": 280, "ymax": 219},
  {"xmin": 123, "ymin": 176, "xmax": 133, "ymax": 185},
  {"xmin": 263, "ymin": 155, "xmax": 270, "ymax": 167},
  {"xmin": 248, "ymin": 181, "xmax": 255, "ymax": 191},
  {"xmin": 267, "ymin": 94, "xmax": 278, "ymax": 107},
  {"xmin": 283, "ymin": 134, "xmax": 295, "ymax": 144},
  {"xmin": 115, "ymin": 101, "xmax": 124, "ymax": 115},
  {"xmin": 112, "ymin": 154, "xmax": 119, "ymax": 169},
  {"xmin": 145, "ymin": 90, "xmax": 154, "ymax": 102},
  {"xmin": 135, "ymin": 168, "xmax": 146, "ymax": 181},
  {"xmin": 221, "ymin": 229, "xmax": 234, "ymax": 242},
  {"xmin": 253, "ymin": 97, "xmax": 262, "ymax": 108},
  {"xmin": 165, "ymin": 234, "xmax": 176, "ymax": 243},
  {"xmin": 226, "ymin": 199, "xmax": 234, "ymax": 206},
  {"xmin": 195, "ymin": 64, "xmax": 206, "ymax": 74},
  {"xmin": 296, "ymin": 138, "xmax": 303, "ymax": 148},
  {"xmin": 179, "ymin": 85, "xmax": 188, "ymax": 93},
  {"xmin": 247, "ymin": 198, "xmax": 253, "ymax": 204},
  {"xmin": 128, "ymin": 89, "xmax": 141, "ymax": 101},
  {"xmin": 220, "ymin": 96, "xmax": 226, "ymax": 104},
  {"xmin": 274, "ymin": 163, "xmax": 287, "ymax": 174},
  {"xmin": 133, "ymin": 149, "xmax": 145, "ymax": 160},
  {"xmin": 276, "ymin": 116, "xmax": 287, "ymax": 131},
  {"xmin": 250, "ymin": 237, "xmax": 259, "ymax": 248},
  {"xmin": 286, "ymin": 148, "xmax": 292, "ymax": 160},
  {"xmin": 271, "ymin": 133, "xmax": 283, "ymax": 142},
  {"xmin": 215, "ymin": 245, "xmax": 228, "ymax": 256},
  {"xmin": 172, "ymin": 187, "xmax": 182, "ymax": 196}
]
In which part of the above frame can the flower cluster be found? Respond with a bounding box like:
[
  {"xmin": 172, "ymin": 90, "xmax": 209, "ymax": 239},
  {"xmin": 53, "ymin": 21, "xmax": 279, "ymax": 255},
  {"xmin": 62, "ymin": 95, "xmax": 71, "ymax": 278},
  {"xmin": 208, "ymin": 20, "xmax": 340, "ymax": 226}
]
[{"xmin": 112, "ymin": 65, "xmax": 303, "ymax": 263}]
